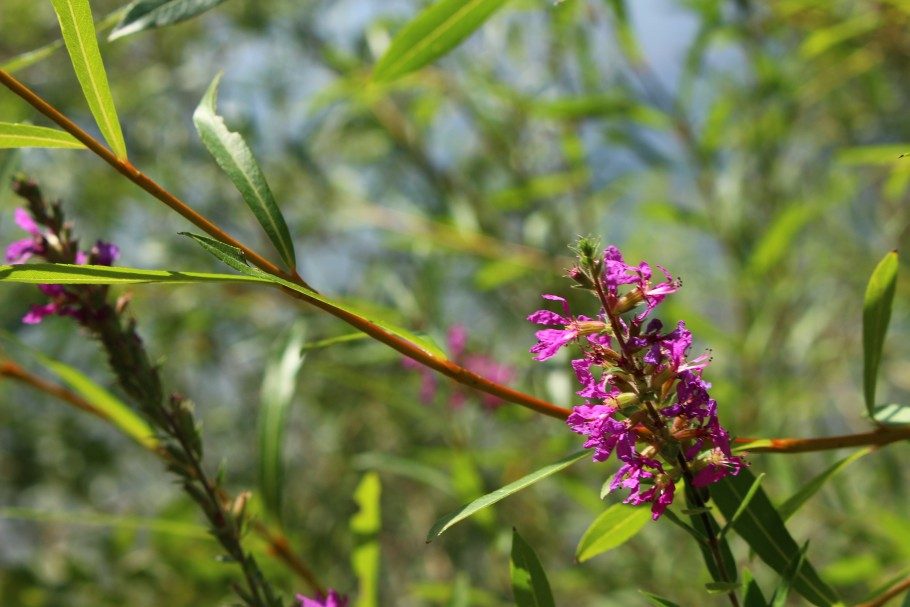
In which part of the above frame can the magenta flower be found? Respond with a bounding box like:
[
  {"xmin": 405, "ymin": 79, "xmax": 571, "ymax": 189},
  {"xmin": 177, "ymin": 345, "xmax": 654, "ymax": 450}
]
[
  {"xmin": 6, "ymin": 208, "xmax": 45, "ymax": 263},
  {"xmin": 296, "ymin": 589, "xmax": 349, "ymax": 607},
  {"xmin": 533, "ymin": 242, "xmax": 745, "ymax": 520},
  {"xmin": 404, "ymin": 325, "xmax": 514, "ymax": 409}
]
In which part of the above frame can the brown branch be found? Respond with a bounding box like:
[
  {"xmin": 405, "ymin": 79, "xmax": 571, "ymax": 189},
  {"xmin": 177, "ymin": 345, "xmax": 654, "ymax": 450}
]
[
  {"xmin": 855, "ymin": 575, "xmax": 910, "ymax": 607},
  {"xmin": 0, "ymin": 68, "xmax": 571, "ymax": 421},
  {"xmin": 0, "ymin": 359, "xmax": 320, "ymax": 593},
  {"xmin": 736, "ymin": 427, "xmax": 910, "ymax": 453}
]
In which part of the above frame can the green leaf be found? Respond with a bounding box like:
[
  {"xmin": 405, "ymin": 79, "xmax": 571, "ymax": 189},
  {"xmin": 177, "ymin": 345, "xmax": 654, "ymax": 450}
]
[
  {"xmin": 778, "ymin": 448, "xmax": 872, "ymax": 521},
  {"xmin": 639, "ymin": 591, "xmax": 682, "ymax": 607},
  {"xmin": 109, "ymin": 0, "xmax": 228, "ymax": 41},
  {"xmin": 0, "ymin": 263, "xmax": 270, "ymax": 286},
  {"xmin": 743, "ymin": 570, "xmax": 769, "ymax": 607},
  {"xmin": 182, "ymin": 233, "xmax": 448, "ymax": 359},
  {"xmin": 1, "ymin": 8, "xmax": 124, "ymax": 73},
  {"xmin": 719, "ymin": 472, "xmax": 766, "ymax": 539},
  {"xmin": 50, "ymin": 0, "xmax": 127, "ymax": 159},
  {"xmin": 427, "ymin": 451, "xmax": 588, "ymax": 541},
  {"xmin": 510, "ymin": 528, "xmax": 555, "ymax": 607},
  {"xmin": 863, "ymin": 251, "xmax": 899, "ymax": 418},
  {"xmin": 0, "ymin": 334, "xmax": 156, "ymax": 451},
  {"xmin": 0, "ymin": 123, "xmax": 85, "ymax": 149},
  {"xmin": 712, "ymin": 468, "xmax": 841, "ymax": 606},
  {"xmin": 871, "ymin": 403, "xmax": 910, "ymax": 426},
  {"xmin": 770, "ymin": 543, "xmax": 809, "ymax": 607},
  {"xmin": 372, "ymin": 0, "xmax": 509, "ymax": 83},
  {"xmin": 299, "ymin": 332, "xmax": 371, "ymax": 352},
  {"xmin": 193, "ymin": 74, "xmax": 297, "ymax": 270},
  {"xmin": 575, "ymin": 503, "xmax": 651, "ymax": 562},
  {"xmin": 257, "ymin": 321, "xmax": 306, "ymax": 522},
  {"xmin": 351, "ymin": 472, "xmax": 381, "ymax": 607}
]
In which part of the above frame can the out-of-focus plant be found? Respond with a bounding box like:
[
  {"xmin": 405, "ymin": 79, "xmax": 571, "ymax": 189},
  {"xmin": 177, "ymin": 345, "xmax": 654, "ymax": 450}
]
[{"xmin": 1, "ymin": 0, "xmax": 909, "ymax": 606}]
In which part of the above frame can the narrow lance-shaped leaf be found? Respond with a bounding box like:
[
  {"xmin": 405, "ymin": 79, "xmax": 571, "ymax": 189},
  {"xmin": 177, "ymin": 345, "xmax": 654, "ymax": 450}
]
[
  {"xmin": 770, "ymin": 543, "xmax": 809, "ymax": 607},
  {"xmin": 863, "ymin": 250, "xmax": 898, "ymax": 418},
  {"xmin": 712, "ymin": 468, "xmax": 841, "ymax": 607},
  {"xmin": 0, "ymin": 333, "xmax": 156, "ymax": 451},
  {"xmin": 742, "ymin": 570, "xmax": 770, "ymax": 607},
  {"xmin": 0, "ymin": 123, "xmax": 85, "ymax": 150},
  {"xmin": 640, "ymin": 592, "xmax": 683, "ymax": 607},
  {"xmin": 351, "ymin": 472, "xmax": 381, "ymax": 607},
  {"xmin": 193, "ymin": 74, "xmax": 297, "ymax": 271},
  {"xmin": 575, "ymin": 503, "xmax": 651, "ymax": 563},
  {"xmin": 110, "ymin": 0, "xmax": 228, "ymax": 41},
  {"xmin": 372, "ymin": 0, "xmax": 509, "ymax": 83},
  {"xmin": 50, "ymin": 0, "xmax": 127, "ymax": 159},
  {"xmin": 427, "ymin": 451, "xmax": 588, "ymax": 541},
  {"xmin": 1, "ymin": 8, "xmax": 125, "ymax": 73},
  {"xmin": 0, "ymin": 263, "xmax": 271, "ymax": 286},
  {"xmin": 257, "ymin": 321, "xmax": 306, "ymax": 522},
  {"xmin": 684, "ymin": 483, "xmax": 737, "ymax": 585},
  {"xmin": 510, "ymin": 528, "xmax": 555, "ymax": 607}
]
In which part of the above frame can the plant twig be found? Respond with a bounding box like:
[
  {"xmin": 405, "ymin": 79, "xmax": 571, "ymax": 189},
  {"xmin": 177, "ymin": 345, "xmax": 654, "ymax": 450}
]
[
  {"xmin": 0, "ymin": 68, "xmax": 570, "ymax": 420},
  {"xmin": 736, "ymin": 427, "xmax": 910, "ymax": 453}
]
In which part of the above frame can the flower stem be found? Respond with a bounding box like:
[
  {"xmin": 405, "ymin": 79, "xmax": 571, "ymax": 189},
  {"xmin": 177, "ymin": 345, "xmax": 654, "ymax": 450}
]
[
  {"xmin": 0, "ymin": 68, "xmax": 570, "ymax": 420},
  {"xmin": 735, "ymin": 427, "xmax": 910, "ymax": 453}
]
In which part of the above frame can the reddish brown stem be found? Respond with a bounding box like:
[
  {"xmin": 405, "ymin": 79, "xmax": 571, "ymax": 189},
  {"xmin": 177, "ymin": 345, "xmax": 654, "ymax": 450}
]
[
  {"xmin": 0, "ymin": 68, "xmax": 571, "ymax": 421},
  {"xmin": 0, "ymin": 358, "xmax": 321, "ymax": 594},
  {"xmin": 736, "ymin": 427, "xmax": 910, "ymax": 453},
  {"xmin": 855, "ymin": 575, "xmax": 910, "ymax": 607}
]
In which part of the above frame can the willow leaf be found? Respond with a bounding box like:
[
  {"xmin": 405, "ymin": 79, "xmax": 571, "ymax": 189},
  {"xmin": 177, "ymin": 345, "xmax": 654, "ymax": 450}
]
[
  {"xmin": 110, "ymin": 0, "xmax": 228, "ymax": 40},
  {"xmin": 50, "ymin": 0, "xmax": 127, "ymax": 159},
  {"xmin": 427, "ymin": 451, "xmax": 588, "ymax": 541},
  {"xmin": 373, "ymin": 0, "xmax": 509, "ymax": 82},
  {"xmin": 863, "ymin": 251, "xmax": 898, "ymax": 418},
  {"xmin": 193, "ymin": 73, "xmax": 296, "ymax": 270},
  {"xmin": 0, "ymin": 123, "xmax": 85, "ymax": 149},
  {"xmin": 511, "ymin": 528, "xmax": 555, "ymax": 607}
]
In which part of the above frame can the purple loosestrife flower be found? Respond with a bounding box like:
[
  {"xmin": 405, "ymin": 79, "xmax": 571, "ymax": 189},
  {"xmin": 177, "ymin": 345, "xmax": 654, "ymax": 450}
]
[
  {"xmin": 403, "ymin": 325, "xmax": 514, "ymax": 410},
  {"xmin": 532, "ymin": 241, "xmax": 745, "ymax": 520},
  {"xmin": 296, "ymin": 590, "xmax": 349, "ymax": 607},
  {"xmin": 6, "ymin": 207, "xmax": 120, "ymax": 325},
  {"xmin": 528, "ymin": 295, "xmax": 608, "ymax": 361},
  {"xmin": 6, "ymin": 208, "xmax": 46, "ymax": 263}
]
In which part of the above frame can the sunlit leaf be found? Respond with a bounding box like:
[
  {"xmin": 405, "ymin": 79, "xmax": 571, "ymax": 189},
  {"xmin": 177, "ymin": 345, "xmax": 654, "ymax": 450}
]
[
  {"xmin": 110, "ymin": 0, "xmax": 228, "ymax": 41},
  {"xmin": 871, "ymin": 403, "xmax": 910, "ymax": 426},
  {"xmin": 510, "ymin": 528, "xmax": 555, "ymax": 607},
  {"xmin": 863, "ymin": 251, "xmax": 899, "ymax": 418},
  {"xmin": 712, "ymin": 468, "xmax": 841, "ymax": 606},
  {"xmin": 351, "ymin": 472, "xmax": 381, "ymax": 607},
  {"xmin": 0, "ymin": 262, "xmax": 269, "ymax": 286},
  {"xmin": 193, "ymin": 73, "xmax": 297, "ymax": 270},
  {"xmin": 372, "ymin": 0, "xmax": 509, "ymax": 82},
  {"xmin": 0, "ymin": 334, "xmax": 156, "ymax": 451},
  {"xmin": 427, "ymin": 451, "xmax": 588, "ymax": 541},
  {"xmin": 50, "ymin": 0, "xmax": 127, "ymax": 159},
  {"xmin": 1, "ymin": 8, "xmax": 124, "ymax": 73},
  {"xmin": 575, "ymin": 503, "xmax": 651, "ymax": 562},
  {"xmin": 257, "ymin": 321, "xmax": 306, "ymax": 521},
  {"xmin": 0, "ymin": 122, "xmax": 85, "ymax": 149}
]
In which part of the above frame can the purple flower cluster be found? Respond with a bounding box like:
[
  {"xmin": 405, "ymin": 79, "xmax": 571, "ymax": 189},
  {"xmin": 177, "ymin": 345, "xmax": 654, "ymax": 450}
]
[
  {"xmin": 404, "ymin": 325, "xmax": 515, "ymax": 410},
  {"xmin": 529, "ymin": 244, "xmax": 744, "ymax": 519},
  {"xmin": 296, "ymin": 589, "xmax": 348, "ymax": 607},
  {"xmin": 6, "ymin": 207, "xmax": 119, "ymax": 325}
]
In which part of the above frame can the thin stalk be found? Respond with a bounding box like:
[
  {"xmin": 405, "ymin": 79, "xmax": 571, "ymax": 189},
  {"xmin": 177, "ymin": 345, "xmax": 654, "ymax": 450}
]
[
  {"xmin": 0, "ymin": 68, "xmax": 570, "ymax": 420},
  {"xmin": 590, "ymin": 276, "xmax": 739, "ymax": 607},
  {"xmin": 736, "ymin": 428, "xmax": 910, "ymax": 453}
]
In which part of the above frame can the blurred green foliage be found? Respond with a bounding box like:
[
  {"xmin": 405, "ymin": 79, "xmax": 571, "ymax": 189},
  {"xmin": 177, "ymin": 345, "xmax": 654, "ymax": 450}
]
[{"xmin": 1, "ymin": 0, "xmax": 909, "ymax": 605}]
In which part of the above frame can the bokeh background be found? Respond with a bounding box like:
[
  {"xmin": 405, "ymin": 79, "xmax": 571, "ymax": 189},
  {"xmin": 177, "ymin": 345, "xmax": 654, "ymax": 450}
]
[{"xmin": 1, "ymin": 0, "xmax": 909, "ymax": 605}]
